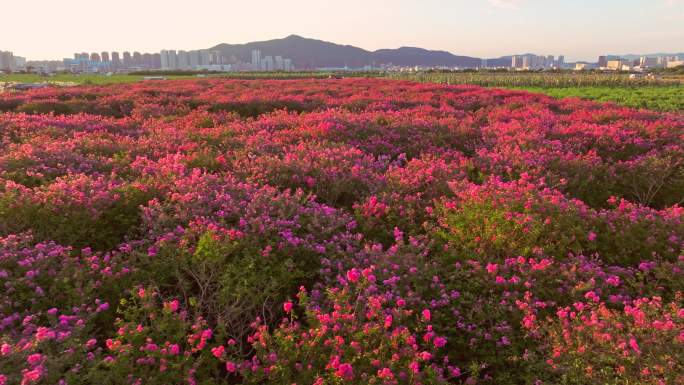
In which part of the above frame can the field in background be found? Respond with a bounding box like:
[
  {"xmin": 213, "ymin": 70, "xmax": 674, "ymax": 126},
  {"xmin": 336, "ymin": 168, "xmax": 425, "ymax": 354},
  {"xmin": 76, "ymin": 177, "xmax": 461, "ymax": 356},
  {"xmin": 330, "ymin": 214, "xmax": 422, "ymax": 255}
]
[
  {"xmin": 0, "ymin": 71, "xmax": 380, "ymax": 86},
  {"xmin": 4, "ymin": 71, "xmax": 684, "ymax": 112},
  {"xmin": 388, "ymin": 71, "xmax": 683, "ymax": 87},
  {"xmin": 519, "ymin": 86, "xmax": 684, "ymax": 112},
  {"xmin": 0, "ymin": 73, "xmax": 164, "ymax": 84},
  {"xmin": 389, "ymin": 71, "xmax": 684, "ymax": 112}
]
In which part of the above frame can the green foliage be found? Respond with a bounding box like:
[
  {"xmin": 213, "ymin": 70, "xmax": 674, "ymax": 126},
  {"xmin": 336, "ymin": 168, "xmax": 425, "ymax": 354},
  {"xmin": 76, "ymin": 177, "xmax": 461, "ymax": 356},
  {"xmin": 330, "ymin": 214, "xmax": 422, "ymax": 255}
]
[
  {"xmin": 79, "ymin": 290, "xmax": 226, "ymax": 385},
  {"xmin": 0, "ymin": 185, "xmax": 153, "ymax": 250},
  {"xmin": 523, "ymin": 86, "xmax": 684, "ymax": 112},
  {"xmin": 388, "ymin": 72, "xmax": 684, "ymax": 112},
  {"xmin": 434, "ymin": 190, "xmax": 587, "ymax": 262},
  {"xmin": 143, "ymin": 230, "xmax": 319, "ymax": 345}
]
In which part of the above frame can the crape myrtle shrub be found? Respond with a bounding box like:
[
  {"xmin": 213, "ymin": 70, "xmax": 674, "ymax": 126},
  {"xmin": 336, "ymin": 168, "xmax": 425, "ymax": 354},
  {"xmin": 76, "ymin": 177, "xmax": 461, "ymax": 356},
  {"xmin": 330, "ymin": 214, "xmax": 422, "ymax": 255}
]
[{"xmin": 0, "ymin": 78, "xmax": 683, "ymax": 384}]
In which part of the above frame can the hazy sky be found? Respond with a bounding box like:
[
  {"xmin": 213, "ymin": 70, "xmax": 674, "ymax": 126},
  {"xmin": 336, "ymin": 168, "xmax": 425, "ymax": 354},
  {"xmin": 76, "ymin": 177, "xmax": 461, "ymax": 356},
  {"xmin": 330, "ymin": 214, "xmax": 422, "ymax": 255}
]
[{"xmin": 2, "ymin": 0, "xmax": 683, "ymax": 61}]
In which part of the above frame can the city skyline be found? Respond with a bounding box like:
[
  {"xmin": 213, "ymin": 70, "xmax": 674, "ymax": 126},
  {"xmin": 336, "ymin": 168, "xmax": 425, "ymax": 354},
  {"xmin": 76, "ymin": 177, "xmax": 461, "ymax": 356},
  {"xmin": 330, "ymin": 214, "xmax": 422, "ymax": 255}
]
[
  {"xmin": 2, "ymin": 0, "xmax": 682, "ymax": 62},
  {"xmin": 2, "ymin": 43, "xmax": 682, "ymax": 73}
]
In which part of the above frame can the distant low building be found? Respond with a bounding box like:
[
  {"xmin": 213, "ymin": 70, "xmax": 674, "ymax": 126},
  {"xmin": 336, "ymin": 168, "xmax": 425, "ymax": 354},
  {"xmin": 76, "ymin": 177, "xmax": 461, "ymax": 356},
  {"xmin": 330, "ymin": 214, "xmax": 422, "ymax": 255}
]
[
  {"xmin": 574, "ymin": 62, "xmax": 597, "ymax": 70},
  {"xmin": 14, "ymin": 56, "xmax": 26, "ymax": 70},
  {"xmin": 639, "ymin": 56, "xmax": 659, "ymax": 68},
  {"xmin": 606, "ymin": 59, "xmax": 631, "ymax": 71},
  {"xmin": 598, "ymin": 55, "xmax": 608, "ymax": 68}
]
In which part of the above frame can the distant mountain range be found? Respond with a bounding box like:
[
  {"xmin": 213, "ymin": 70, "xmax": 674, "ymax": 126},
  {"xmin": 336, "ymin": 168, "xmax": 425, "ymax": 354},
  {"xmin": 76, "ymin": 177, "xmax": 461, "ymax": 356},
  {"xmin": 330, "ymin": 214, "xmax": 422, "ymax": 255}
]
[
  {"xmin": 612, "ymin": 53, "xmax": 684, "ymax": 61},
  {"xmin": 210, "ymin": 35, "xmax": 493, "ymax": 68},
  {"xmin": 209, "ymin": 35, "xmax": 682, "ymax": 69}
]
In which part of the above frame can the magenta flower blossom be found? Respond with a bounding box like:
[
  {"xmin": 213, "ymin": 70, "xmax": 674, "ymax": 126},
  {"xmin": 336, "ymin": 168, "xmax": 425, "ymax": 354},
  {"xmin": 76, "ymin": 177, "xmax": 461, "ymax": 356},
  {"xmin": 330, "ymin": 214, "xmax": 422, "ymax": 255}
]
[
  {"xmin": 346, "ymin": 268, "xmax": 361, "ymax": 283},
  {"xmin": 1, "ymin": 78, "xmax": 683, "ymax": 385},
  {"xmin": 335, "ymin": 363, "xmax": 354, "ymax": 379},
  {"xmin": 26, "ymin": 353, "xmax": 43, "ymax": 366}
]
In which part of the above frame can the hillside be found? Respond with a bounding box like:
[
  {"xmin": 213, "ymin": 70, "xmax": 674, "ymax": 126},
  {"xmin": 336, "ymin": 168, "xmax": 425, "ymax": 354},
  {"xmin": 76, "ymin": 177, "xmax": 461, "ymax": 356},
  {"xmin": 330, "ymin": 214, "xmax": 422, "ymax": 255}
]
[{"xmin": 210, "ymin": 34, "xmax": 483, "ymax": 68}]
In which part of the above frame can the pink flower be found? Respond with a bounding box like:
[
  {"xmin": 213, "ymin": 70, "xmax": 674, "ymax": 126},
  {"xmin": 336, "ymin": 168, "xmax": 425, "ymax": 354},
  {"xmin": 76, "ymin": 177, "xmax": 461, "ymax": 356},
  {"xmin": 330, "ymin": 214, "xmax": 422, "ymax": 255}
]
[
  {"xmin": 409, "ymin": 361, "xmax": 420, "ymax": 374},
  {"xmin": 211, "ymin": 345, "xmax": 225, "ymax": 358},
  {"xmin": 21, "ymin": 368, "xmax": 42, "ymax": 384},
  {"xmin": 433, "ymin": 336, "xmax": 447, "ymax": 348},
  {"xmin": 35, "ymin": 327, "xmax": 56, "ymax": 341},
  {"xmin": 225, "ymin": 361, "xmax": 237, "ymax": 373},
  {"xmin": 449, "ymin": 366, "xmax": 462, "ymax": 377},
  {"xmin": 486, "ymin": 263, "xmax": 498, "ymax": 274},
  {"xmin": 422, "ymin": 309, "xmax": 431, "ymax": 321},
  {"xmin": 1, "ymin": 343, "xmax": 11, "ymax": 356},
  {"xmin": 588, "ymin": 231, "xmax": 597, "ymax": 241},
  {"xmin": 86, "ymin": 339, "xmax": 97, "ymax": 349},
  {"xmin": 335, "ymin": 363, "xmax": 354, "ymax": 379},
  {"xmin": 169, "ymin": 344, "xmax": 180, "ymax": 355},
  {"xmin": 283, "ymin": 301, "xmax": 293, "ymax": 313},
  {"xmin": 377, "ymin": 367, "xmax": 394, "ymax": 379},
  {"xmin": 606, "ymin": 276, "xmax": 621, "ymax": 287},
  {"xmin": 384, "ymin": 315, "xmax": 393, "ymax": 329},
  {"xmin": 167, "ymin": 299, "xmax": 180, "ymax": 312},
  {"xmin": 629, "ymin": 337, "xmax": 640, "ymax": 354},
  {"xmin": 584, "ymin": 291, "xmax": 600, "ymax": 303},
  {"xmin": 346, "ymin": 268, "xmax": 361, "ymax": 283},
  {"xmin": 26, "ymin": 353, "xmax": 43, "ymax": 366},
  {"xmin": 0, "ymin": 374, "xmax": 6, "ymax": 385}
]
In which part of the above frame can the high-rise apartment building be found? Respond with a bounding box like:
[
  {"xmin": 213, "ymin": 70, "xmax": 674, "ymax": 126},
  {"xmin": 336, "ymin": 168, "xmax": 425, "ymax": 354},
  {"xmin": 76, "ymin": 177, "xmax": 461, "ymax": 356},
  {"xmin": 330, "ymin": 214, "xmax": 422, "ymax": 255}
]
[
  {"xmin": 264, "ymin": 55, "xmax": 274, "ymax": 71},
  {"xmin": 152, "ymin": 53, "xmax": 162, "ymax": 69},
  {"xmin": 177, "ymin": 50, "xmax": 190, "ymax": 69},
  {"xmin": 111, "ymin": 52, "xmax": 121, "ymax": 69},
  {"xmin": 160, "ymin": 50, "xmax": 179, "ymax": 70},
  {"xmin": 511, "ymin": 55, "xmax": 523, "ymax": 68},
  {"xmin": 132, "ymin": 52, "xmax": 142, "ymax": 67},
  {"xmin": 251, "ymin": 49, "xmax": 261, "ymax": 70},
  {"xmin": 141, "ymin": 53, "xmax": 151, "ymax": 68},
  {"xmin": 522, "ymin": 55, "xmax": 530, "ymax": 69},
  {"xmin": 598, "ymin": 56, "xmax": 608, "ymax": 68},
  {"xmin": 639, "ymin": 56, "xmax": 659, "ymax": 68},
  {"xmin": 122, "ymin": 52, "xmax": 132, "ymax": 68},
  {"xmin": 0, "ymin": 51, "xmax": 15, "ymax": 71}
]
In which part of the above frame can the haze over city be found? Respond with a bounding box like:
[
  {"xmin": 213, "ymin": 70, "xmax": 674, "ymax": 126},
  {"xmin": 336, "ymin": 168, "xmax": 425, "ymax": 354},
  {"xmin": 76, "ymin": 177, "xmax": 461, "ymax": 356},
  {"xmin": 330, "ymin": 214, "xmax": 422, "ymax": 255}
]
[{"xmin": 2, "ymin": 0, "xmax": 683, "ymax": 62}]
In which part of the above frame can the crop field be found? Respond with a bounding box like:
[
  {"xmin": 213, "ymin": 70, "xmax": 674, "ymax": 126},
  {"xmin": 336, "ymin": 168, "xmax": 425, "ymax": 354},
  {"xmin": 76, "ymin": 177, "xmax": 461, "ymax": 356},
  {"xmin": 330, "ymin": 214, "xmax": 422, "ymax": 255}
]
[
  {"xmin": 0, "ymin": 79, "xmax": 683, "ymax": 384},
  {"xmin": 0, "ymin": 73, "xmax": 169, "ymax": 85},
  {"xmin": 388, "ymin": 71, "xmax": 682, "ymax": 87},
  {"xmin": 0, "ymin": 71, "xmax": 379, "ymax": 87},
  {"xmin": 515, "ymin": 85, "xmax": 684, "ymax": 112},
  {"xmin": 390, "ymin": 71, "xmax": 684, "ymax": 112}
]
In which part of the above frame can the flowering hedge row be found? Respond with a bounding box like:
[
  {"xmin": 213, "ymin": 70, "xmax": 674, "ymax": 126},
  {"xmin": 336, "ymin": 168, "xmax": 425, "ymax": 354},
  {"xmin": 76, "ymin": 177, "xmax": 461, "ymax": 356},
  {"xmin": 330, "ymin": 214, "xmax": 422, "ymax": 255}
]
[{"xmin": 0, "ymin": 79, "xmax": 683, "ymax": 384}]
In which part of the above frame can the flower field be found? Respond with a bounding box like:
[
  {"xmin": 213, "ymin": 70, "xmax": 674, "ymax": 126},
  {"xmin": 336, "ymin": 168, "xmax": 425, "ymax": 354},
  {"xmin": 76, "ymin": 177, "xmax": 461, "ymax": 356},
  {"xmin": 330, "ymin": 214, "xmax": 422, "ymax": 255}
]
[{"xmin": 0, "ymin": 78, "xmax": 683, "ymax": 384}]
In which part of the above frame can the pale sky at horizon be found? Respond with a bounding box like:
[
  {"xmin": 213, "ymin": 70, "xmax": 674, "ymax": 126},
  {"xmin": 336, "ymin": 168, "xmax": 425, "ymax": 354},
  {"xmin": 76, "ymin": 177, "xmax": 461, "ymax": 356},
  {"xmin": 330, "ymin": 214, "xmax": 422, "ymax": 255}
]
[{"xmin": 2, "ymin": 0, "xmax": 683, "ymax": 62}]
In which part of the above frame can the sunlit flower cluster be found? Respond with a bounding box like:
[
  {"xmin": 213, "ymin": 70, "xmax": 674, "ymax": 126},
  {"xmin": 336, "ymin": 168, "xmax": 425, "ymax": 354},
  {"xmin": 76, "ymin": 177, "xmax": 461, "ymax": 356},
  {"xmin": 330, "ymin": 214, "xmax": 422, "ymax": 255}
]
[{"xmin": 0, "ymin": 79, "xmax": 682, "ymax": 384}]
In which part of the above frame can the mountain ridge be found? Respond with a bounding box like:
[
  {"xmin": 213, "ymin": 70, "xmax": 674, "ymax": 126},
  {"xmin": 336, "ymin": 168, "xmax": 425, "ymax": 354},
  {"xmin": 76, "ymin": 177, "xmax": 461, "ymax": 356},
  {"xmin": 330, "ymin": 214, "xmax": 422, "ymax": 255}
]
[
  {"xmin": 210, "ymin": 35, "xmax": 484, "ymax": 68},
  {"xmin": 209, "ymin": 35, "xmax": 682, "ymax": 68}
]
